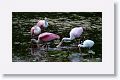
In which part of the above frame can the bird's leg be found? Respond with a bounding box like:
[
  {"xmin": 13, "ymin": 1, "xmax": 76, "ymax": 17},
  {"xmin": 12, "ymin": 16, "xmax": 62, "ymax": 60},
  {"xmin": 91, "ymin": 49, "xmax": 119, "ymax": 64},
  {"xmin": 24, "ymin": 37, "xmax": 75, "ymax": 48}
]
[
  {"xmin": 78, "ymin": 47, "xmax": 83, "ymax": 61},
  {"xmin": 89, "ymin": 49, "xmax": 95, "ymax": 61},
  {"xmin": 91, "ymin": 53, "xmax": 94, "ymax": 61},
  {"xmin": 41, "ymin": 44, "xmax": 45, "ymax": 50},
  {"xmin": 30, "ymin": 39, "xmax": 35, "ymax": 55},
  {"xmin": 31, "ymin": 44, "xmax": 34, "ymax": 55},
  {"xmin": 45, "ymin": 43, "xmax": 48, "ymax": 51},
  {"xmin": 56, "ymin": 40, "xmax": 63, "ymax": 48},
  {"xmin": 88, "ymin": 54, "xmax": 91, "ymax": 62},
  {"xmin": 56, "ymin": 38, "xmax": 67, "ymax": 48},
  {"xmin": 37, "ymin": 43, "xmax": 40, "ymax": 49},
  {"xmin": 36, "ymin": 38, "xmax": 40, "ymax": 50},
  {"xmin": 87, "ymin": 49, "xmax": 91, "ymax": 62}
]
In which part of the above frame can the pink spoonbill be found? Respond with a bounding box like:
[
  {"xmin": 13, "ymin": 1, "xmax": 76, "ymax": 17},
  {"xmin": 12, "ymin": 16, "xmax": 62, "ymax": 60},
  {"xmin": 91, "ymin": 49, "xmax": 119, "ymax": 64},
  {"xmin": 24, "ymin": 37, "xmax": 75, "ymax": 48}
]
[
  {"xmin": 36, "ymin": 17, "xmax": 48, "ymax": 30},
  {"xmin": 31, "ymin": 32, "xmax": 60, "ymax": 51},
  {"xmin": 56, "ymin": 27, "xmax": 84, "ymax": 48},
  {"xmin": 30, "ymin": 25, "xmax": 41, "ymax": 37},
  {"xmin": 30, "ymin": 17, "xmax": 48, "ymax": 37}
]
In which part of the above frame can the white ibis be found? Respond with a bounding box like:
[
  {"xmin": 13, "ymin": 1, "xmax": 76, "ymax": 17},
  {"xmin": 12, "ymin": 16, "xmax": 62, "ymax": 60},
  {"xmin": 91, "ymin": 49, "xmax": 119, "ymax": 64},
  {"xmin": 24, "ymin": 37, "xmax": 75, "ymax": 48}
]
[
  {"xmin": 78, "ymin": 39, "xmax": 95, "ymax": 61},
  {"xmin": 78, "ymin": 40, "xmax": 94, "ymax": 49},
  {"xmin": 56, "ymin": 27, "xmax": 84, "ymax": 48},
  {"xmin": 36, "ymin": 17, "xmax": 48, "ymax": 29}
]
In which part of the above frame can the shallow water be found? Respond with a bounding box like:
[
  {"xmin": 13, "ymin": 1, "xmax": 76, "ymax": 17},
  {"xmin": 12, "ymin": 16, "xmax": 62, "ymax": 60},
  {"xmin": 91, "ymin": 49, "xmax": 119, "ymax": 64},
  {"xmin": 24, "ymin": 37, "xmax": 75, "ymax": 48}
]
[{"xmin": 12, "ymin": 12, "xmax": 102, "ymax": 62}]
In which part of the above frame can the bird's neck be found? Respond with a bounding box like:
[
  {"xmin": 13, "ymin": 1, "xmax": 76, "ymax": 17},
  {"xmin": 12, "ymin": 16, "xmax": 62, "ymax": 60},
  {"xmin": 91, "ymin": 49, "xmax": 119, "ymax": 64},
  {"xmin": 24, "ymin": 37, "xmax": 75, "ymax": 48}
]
[
  {"xmin": 31, "ymin": 39, "xmax": 40, "ymax": 44},
  {"xmin": 45, "ymin": 19, "xmax": 48, "ymax": 27},
  {"xmin": 37, "ymin": 38, "xmax": 41, "ymax": 43},
  {"xmin": 62, "ymin": 38, "xmax": 71, "ymax": 41}
]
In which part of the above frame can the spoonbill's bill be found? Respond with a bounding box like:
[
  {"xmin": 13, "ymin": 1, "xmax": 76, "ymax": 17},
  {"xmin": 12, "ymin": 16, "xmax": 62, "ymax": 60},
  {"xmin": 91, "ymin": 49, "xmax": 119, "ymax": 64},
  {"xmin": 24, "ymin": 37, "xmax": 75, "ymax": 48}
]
[
  {"xmin": 78, "ymin": 40, "xmax": 95, "ymax": 61},
  {"xmin": 31, "ymin": 32, "xmax": 60, "ymax": 50},
  {"xmin": 30, "ymin": 25, "xmax": 41, "ymax": 37},
  {"xmin": 56, "ymin": 27, "xmax": 84, "ymax": 48},
  {"xmin": 36, "ymin": 17, "xmax": 48, "ymax": 29}
]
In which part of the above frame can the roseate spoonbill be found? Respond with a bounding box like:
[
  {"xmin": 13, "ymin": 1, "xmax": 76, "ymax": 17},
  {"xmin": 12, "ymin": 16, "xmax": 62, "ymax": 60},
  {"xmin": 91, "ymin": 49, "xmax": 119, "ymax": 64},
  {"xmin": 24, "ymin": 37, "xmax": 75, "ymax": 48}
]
[
  {"xmin": 56, "ymin": 27, "xmax": 84, "ymax": 48},
  {"xmin": 78, "ymin": 40, "xmax": 95, "ymax": 61},
  {"xmin": 31, "ymin": 32, "xmax": 60, "ymax": 52},
  {"xmin": 36, "ymin": 17, "xmax": 48, "ymax": 29},
  {"xmin": 30, "ymin": 25, "xmax": 41, "ymax": 37}
]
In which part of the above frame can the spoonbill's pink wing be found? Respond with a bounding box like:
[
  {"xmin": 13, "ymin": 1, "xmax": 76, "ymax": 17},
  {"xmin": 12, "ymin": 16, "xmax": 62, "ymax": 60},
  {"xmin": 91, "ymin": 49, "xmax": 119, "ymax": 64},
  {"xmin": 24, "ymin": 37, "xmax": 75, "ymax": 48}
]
[
  {"xmin": 38, "ymin": 32, "xmax": 60, "ymax": 42},
  {"xmin": 36, "ymin": 20, "xmax": 45, "ymax": 28}
]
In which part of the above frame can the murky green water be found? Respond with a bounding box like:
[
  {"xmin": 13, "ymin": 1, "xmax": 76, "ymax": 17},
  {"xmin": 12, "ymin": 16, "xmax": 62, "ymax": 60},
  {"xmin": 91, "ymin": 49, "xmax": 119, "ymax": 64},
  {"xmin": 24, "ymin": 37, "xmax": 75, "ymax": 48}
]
[{"xmin": 12, "ymin": 12, "xmax": 102, "ymax": 62}]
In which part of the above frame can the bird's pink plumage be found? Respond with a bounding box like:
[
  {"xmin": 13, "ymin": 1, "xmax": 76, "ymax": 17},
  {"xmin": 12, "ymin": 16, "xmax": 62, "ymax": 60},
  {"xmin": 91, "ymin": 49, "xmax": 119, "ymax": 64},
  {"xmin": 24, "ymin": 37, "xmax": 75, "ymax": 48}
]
[
  {"xmin": 37, "ymin": 20, "xmax": 45, "ymax": 28},
  {"xmin": 38, "ymin": 32, "xmax": 60, "ymax": 42},
  {"xmin": 70, "ymin": 27, "xmax": 83, "ymax": 38}
]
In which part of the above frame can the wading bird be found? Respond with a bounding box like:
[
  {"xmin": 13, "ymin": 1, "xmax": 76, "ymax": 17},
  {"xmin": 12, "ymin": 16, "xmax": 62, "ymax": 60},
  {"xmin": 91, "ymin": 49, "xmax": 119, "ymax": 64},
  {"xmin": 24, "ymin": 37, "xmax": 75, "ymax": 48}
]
[
  {"xmin": 31, "ymin": 32, "xmax": 60, "ymax": 52},
  {"xmin": 78, "ymin": 39, "xmax": 95, "ymax": 61},
  {"xmin": 31, "ymin": 17, "xmax": 48, "ymax": 37},
  {"xmin": 36, "ymin": 17, "xmax": 48, "ymax": 30},
  {"xmin": 78, "ymin": 40, "xmax": 94, "ymax": 49},
  {"xmin": 56, "ymin": 27, "xmax": 84, "ymax": 48},
  {"xmin": 31, "ymin": 25, "xmax": 41, "ymax": 37}
]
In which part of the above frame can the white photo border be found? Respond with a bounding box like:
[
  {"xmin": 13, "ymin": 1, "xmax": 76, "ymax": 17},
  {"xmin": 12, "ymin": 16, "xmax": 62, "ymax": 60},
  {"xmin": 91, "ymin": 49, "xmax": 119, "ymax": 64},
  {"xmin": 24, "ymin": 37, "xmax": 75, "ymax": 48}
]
[{"xmin": 0, "ymin": 0, "xmax": 114, "ymax": 74}]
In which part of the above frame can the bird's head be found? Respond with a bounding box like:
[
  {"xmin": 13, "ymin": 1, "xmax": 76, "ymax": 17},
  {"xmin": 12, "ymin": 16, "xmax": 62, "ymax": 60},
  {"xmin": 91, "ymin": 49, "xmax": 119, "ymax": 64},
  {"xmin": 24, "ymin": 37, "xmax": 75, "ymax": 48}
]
[
  {"xmin": 44, "ymin": 17, "xmax": 48, "ymax": 28},
  {"xmin": 44, "ymin": 17, "xmax": 48, "ymax": 21},
  {"xmin": 34, "ymin": 25, "xmax": 41, "ymax": 34},
  {"xmin": 78, "ymin": 44, "xmax": 82, "ymax": 47},
  {"xmin": 78, "ymin": 43, "xmax": 85, "ymax": 48}
]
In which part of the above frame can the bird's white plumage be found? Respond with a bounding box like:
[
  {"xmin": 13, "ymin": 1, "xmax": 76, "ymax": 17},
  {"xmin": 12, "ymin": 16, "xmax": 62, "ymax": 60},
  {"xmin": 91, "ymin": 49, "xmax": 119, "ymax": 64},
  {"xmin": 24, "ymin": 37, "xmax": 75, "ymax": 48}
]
[
  {"xmin": 34, "ymin": 25, "xmax": 41, "ymax": 34},
  {"xmin": 31, "ymin": 25, "xmax": 41, "ymax": 36},
  {"xmin": 78, "ymin": 40, "xmax": 94, "ymax": 49}
]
